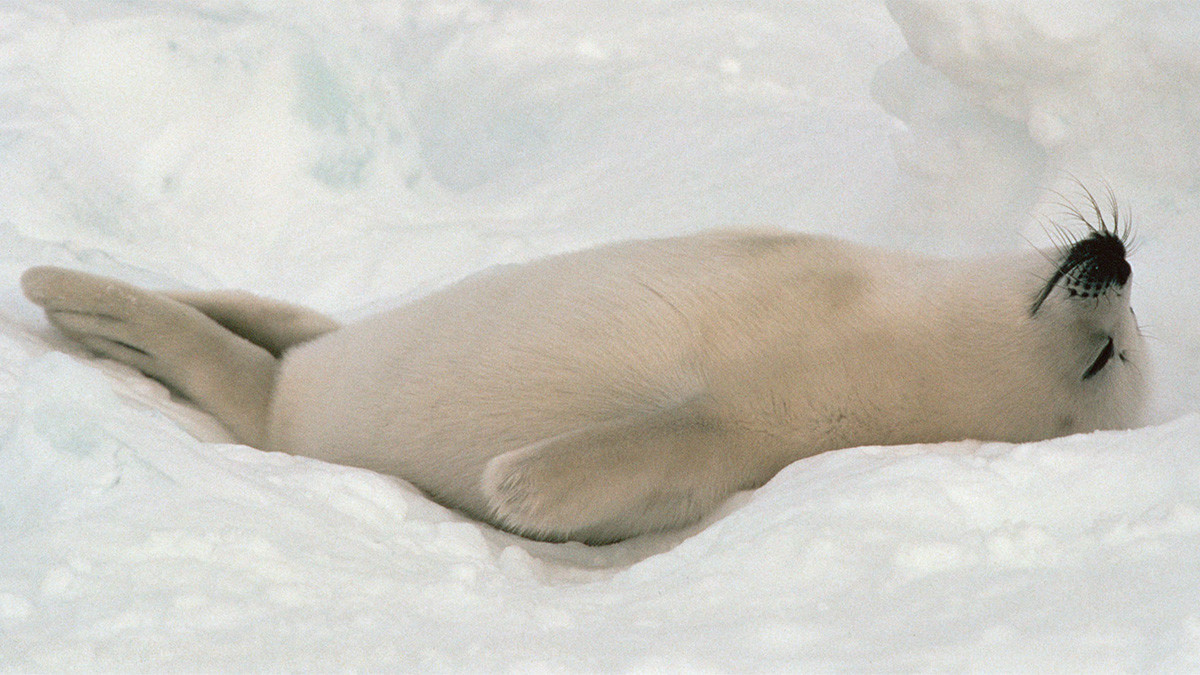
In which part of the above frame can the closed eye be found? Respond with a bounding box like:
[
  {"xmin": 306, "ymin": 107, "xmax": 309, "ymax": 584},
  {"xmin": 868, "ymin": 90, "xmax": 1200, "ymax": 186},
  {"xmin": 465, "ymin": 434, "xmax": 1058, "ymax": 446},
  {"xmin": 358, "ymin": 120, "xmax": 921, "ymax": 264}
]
[{"xmin": 1083, "ymin": 336, "xmax": 1115, "ymax": 380}]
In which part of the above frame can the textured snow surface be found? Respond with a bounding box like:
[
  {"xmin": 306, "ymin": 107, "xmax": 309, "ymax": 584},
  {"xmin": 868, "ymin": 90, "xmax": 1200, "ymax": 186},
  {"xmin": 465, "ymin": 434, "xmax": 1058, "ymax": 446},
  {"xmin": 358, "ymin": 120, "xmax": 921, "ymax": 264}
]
[{"xmin": 2, "ymin": 1, "xmax": 1199, "ymax": 671}]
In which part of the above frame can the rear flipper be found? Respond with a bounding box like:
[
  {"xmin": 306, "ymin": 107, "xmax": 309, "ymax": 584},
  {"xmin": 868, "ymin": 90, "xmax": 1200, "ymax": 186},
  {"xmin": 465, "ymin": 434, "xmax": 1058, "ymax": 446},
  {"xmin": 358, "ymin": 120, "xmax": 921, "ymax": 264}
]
[
  {"xmin": 165, "ymin": 289, "xmax": 339, "ymax": 357},
  {"xmin": 20, "ymin": 266, "xmax": 277, "ymax": 447},
  {"xmin": 482, "ymin": 401, "xmax": 766, "ymax": 544}
]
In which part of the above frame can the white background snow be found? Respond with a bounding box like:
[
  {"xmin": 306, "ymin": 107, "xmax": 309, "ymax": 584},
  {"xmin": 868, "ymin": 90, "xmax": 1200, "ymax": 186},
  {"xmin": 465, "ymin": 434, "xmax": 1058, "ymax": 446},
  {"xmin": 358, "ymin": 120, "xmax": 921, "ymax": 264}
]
[{"xmin": 1, "ymin": 1, "xmax": 1199, "ymax": 671}]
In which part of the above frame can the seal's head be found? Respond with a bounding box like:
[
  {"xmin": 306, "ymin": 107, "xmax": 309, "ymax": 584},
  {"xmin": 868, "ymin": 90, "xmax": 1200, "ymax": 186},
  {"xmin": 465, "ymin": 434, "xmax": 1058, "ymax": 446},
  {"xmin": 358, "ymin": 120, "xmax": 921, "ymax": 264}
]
[{"xmin": 1025, "ymin": 190, "xmax": 1147, "ymax": 433}]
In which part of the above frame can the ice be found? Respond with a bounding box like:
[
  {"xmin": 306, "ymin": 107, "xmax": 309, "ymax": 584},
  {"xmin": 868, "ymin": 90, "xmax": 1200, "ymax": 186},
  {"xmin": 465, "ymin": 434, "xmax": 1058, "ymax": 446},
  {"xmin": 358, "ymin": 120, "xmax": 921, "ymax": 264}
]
[{"xmin": 2, "ymin": 1, "xmax": 1199, "ymax": 671}]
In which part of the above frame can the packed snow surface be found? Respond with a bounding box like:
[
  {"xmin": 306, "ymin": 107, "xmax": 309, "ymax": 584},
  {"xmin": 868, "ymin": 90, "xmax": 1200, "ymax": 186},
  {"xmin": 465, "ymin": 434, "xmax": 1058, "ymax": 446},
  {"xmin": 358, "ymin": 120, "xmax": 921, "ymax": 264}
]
[{"xmin": 2, "ymin": 1, "xmax": 1199, "ymax": 671}]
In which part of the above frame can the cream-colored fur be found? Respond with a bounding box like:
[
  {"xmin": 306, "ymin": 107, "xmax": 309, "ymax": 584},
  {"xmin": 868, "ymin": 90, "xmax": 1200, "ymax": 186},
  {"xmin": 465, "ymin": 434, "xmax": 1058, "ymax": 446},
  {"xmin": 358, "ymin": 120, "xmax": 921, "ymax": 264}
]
[{"xmin": 21, "ymin": 229, "xmax": 1147, "ymax": 544}]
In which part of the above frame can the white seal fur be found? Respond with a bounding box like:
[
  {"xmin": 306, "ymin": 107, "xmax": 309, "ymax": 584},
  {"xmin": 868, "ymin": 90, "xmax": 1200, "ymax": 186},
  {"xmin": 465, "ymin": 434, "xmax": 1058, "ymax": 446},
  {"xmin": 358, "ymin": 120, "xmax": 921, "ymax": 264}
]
[{"xmin": 21, "ymin": 202, "xmax": 1146, "ymax": 544}]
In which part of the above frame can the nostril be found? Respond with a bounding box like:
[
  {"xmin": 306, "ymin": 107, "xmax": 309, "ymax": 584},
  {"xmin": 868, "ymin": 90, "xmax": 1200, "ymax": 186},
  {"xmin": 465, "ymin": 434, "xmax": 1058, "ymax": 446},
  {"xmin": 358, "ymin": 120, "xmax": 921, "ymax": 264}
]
[{"xmin": 1114, "ymin": 258, "xmax": 1132, "ymax": 286}]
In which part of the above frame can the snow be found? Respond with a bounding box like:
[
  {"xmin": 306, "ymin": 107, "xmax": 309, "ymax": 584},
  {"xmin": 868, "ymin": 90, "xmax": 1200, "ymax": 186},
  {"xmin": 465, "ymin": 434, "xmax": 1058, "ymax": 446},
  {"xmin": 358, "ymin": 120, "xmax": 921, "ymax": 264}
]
[{"xmin": 1, "ymin": 1, "xmax": 1199, "ymax": 670}]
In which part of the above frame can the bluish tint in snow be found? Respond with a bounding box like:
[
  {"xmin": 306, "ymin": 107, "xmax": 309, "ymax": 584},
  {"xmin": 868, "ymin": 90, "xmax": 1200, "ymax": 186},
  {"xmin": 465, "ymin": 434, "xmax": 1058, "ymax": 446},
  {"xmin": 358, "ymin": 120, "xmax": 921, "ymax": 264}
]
[{"xmin": 1, "ymin": 1, "xmax": 1199, "ymax": 671}]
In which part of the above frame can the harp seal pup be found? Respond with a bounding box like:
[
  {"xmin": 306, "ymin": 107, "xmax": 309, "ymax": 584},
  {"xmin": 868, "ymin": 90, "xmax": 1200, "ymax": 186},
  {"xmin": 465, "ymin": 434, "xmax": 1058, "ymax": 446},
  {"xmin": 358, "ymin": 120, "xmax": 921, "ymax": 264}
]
[{"xmin": 21, "ymin": 207, "xmax": 1146, "ymax": 544}]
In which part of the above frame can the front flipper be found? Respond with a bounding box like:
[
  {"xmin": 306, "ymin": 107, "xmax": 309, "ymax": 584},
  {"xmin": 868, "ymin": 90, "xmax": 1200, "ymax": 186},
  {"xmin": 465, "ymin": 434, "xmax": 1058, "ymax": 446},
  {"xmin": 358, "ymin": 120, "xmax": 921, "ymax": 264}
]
[{"xmin": 482, "ymin": 400, "xmax": 764, "ymax": 544}]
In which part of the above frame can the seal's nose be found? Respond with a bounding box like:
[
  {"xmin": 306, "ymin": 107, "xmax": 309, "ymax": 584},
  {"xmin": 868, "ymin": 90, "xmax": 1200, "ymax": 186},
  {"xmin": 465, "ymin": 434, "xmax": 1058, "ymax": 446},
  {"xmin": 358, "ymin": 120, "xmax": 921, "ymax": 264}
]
[
  {"xmin": 1062, "ymin": 231, "xmax": 1131, "ymax": 297},
  {"xmin": 1030, "ymin": 228, "xmax": 1131, "ymax": 316}
]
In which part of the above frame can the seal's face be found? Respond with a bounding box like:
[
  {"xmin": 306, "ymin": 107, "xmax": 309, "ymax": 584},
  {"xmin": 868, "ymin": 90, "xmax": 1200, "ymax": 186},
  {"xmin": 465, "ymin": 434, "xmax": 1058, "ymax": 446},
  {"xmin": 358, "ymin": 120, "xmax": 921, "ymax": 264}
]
[{"xmin": 1028, "ymin": 199, "xmax": 1147, "ymax": 432}]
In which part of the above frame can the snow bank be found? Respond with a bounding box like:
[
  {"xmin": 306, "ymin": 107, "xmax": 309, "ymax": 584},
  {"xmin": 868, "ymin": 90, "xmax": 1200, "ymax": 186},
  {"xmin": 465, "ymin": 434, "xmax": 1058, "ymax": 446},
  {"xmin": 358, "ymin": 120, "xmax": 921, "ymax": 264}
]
[
  {"xmin": 2, "ymin": 1, "xmax": 1198, "ymax": 671},
  {"xmin": 876, "ymin": 0, "xmax": 1200, "ymax": 420}
]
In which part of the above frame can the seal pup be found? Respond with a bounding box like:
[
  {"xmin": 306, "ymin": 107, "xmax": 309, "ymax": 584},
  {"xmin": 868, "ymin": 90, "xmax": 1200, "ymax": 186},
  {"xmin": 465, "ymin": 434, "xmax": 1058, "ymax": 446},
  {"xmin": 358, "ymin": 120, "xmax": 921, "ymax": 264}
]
[{"xmin": 21, "ymin": 199, "xmax": 1146, "ymax": 544}]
